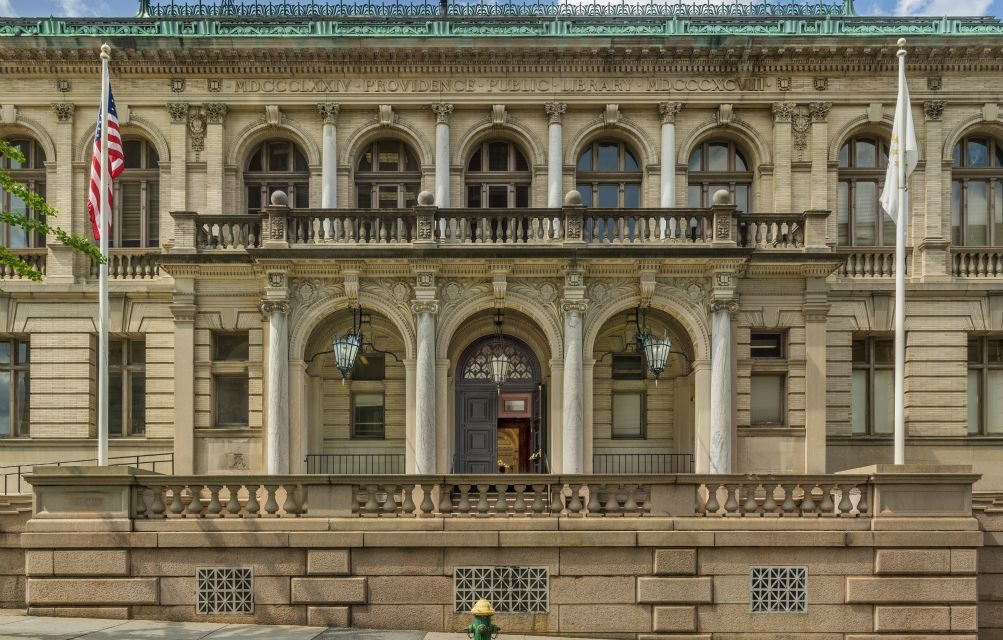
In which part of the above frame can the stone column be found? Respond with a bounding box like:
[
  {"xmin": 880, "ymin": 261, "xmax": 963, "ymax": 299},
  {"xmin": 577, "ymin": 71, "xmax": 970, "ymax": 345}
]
[
  {"xmin": 709, "ymin": 299, "xmax": 737, "ymax": 474},
  {"xmin": 412, "ymin": 300, "xmax": 438, "ymax": 474},
  {"xmin": 561, "ymin": 300, "xmax": 587, "ymax": 474},
  {"xmin": 691, "ymin": 359, "xmax": 712, "ymax": 473},
  {"xmin": 658, "ymin": 102, "xmax": 682, "ymax": 208},
  {"xmin": 318, "ymin": 103, "xmax": 339, "ymax": 209},
  {"xmin": 204, "ymin": 103, "xmax": 227, "ymax": 214},
  {"xmin": 171, "ymin": 297, "xmax": 196, "ymax": 474},
  {"xmin": 804, "ymin": 292, "xmax": 829, "ymax": 474},
  {"xmin": 404, "ymin": 359, "xmax": 417, "ymax": 474},
  {"xmin": 432, "ymin": 103, "xmax": 453, "ymax": 207},
  {"xmin": 545, "ymin": 102, "xmax": 566, "ymax": 208},
  {"xmin": 771, "ymin": 101, "xmax": 795, "ymax": 213},
  {"xmin": 262, "ymin": 299, "xmax": 290, "ymax": 474}
]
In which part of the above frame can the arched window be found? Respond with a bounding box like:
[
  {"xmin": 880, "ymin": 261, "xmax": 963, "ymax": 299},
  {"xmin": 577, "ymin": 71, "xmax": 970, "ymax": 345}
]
[
  {"xmin": 465, "ymin": 140, "xmax": 531, "ymax": 208},
  {"xmin": 951, "ymin": 135, "xmax": 1003, "ymax": 246},
  {"xmin": 355, "ymin": 139, "xmax": 420, "ymax": 208},
  {"xmin": 687, "ymin": 140, "xmax": 752, "ymax": 212},
  {"xmin": 1, "ymin": 138, "xmax": 46, "ymax": 249},
  {"xmin": 114, "ymin": 138, "xmax": 159, "ymax": 248},
  {"xmin": 244, "ymin": 140, "xmax": 309, "ymax": 213},
  {"xmin": 576, "ymin": 140, "xmax": 642, "ymax": 208},
  {"xmin": 837, "ymin": 136, "xmax": 891, "ymax": 246}
]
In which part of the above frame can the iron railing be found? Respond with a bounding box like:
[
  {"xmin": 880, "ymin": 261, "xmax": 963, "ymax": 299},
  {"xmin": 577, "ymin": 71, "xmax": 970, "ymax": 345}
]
[
  {"xmin": 305, "ymin": 453, "xmax": 405, "ymax": 474},
  {"xmin": 0, "ymin": 451, "xmax": 174, "ymax": 495},
  {"xmin": 592, "ymin": 453, "xmax": 694, "ymax": 474}
]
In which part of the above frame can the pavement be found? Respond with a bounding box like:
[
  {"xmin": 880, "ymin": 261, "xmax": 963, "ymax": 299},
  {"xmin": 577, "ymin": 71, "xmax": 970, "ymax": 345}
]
[{"xmin": 0, "ymin": 615, "xmax": 568, "ymax": 640}]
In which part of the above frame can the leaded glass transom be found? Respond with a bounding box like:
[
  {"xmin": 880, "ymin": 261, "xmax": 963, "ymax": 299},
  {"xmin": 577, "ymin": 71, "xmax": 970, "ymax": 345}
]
[{"xmin": 461, "ymin": 342, "xmax": 535, "ymax": 381}]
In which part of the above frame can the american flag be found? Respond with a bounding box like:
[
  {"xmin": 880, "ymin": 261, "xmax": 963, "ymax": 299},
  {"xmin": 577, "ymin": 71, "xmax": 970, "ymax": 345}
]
[{"xmin": 87, "ymin": 86, "xmax": 124, "ymax": 241}]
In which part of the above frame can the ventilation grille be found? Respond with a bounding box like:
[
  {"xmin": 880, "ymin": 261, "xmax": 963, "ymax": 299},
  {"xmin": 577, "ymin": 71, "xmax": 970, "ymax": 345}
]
[
  {"xmin": 454, "ymin": 566, "xmax": 549, "ymax": 614},
  {"xmin": 196, "ymin": 567, "xmax": 254, "ymax": 616},
  {"xmin": 750, "ymin": 566, "xmax": 807, "ymax": 613}
]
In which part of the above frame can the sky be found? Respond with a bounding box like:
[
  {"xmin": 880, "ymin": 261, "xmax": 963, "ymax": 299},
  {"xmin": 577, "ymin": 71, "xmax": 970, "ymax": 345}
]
[{"xmin": 0, "ymin": 0, "xmax": 1000, "ymax": 20}]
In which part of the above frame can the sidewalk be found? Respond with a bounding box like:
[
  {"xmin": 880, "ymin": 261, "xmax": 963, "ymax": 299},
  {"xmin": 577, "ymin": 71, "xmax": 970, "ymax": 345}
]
[{"xmin": 0, "ymin": 615, "xmax": 568, "ymax": 640}]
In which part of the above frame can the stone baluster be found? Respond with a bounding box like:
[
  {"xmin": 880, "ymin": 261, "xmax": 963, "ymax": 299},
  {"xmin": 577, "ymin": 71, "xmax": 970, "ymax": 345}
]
[
  {"xmin": 722, "ymin": 484, "xmax": 739, "ymax": 515},
  {"xmin": 225, "ymin": 487, "xmax": 241, "ymax": 516},
  {"xmin": 837, "ymin": 485, "xmax": 854, "ymax": 516},
  {"xmin": 586, "ymin": 484, "xmax": 602, "ymax": 516},
  {"xmin": 743, "ymin": 484, "xmax": 759, "ymax": 515},
  {"xmin": 282, "ymin": 484, "xmax": 300, "ymax": 516},
  {"xmin": 263, "ymin": 485, "xmax": 280, "ymax": 516},
  {"xmin": 420, "ymin": 484, "xmax": 436, "ymax": 517},
  {"xmin": 566, "ymin": 484, "xmax": 583, "ymax": 516},
  {"xmin": 457, "ymin": 484, "xmax": 471, "ymax": 515},
  {"xmin": 780, "ymin": 484, "xmax": 797, "ymax": 514},
  {"xmin": 401, "ymin": 484, "xmax": 416, "ymax": 516},
  {"xmin": 531, "ymin": 484, "xmax": 546, "ymax": 516},
  {"xmin": 856, "ymin": 486, "xmax": 869, "ymax": 515},
  {"xmin": 799, "ymin": 484, "xmax": 816, "ymax": 516},
  {"xmin": 623, "ymin": 484, "xmax": 639, "ymax": 516},
  {"xmin": 551, "ymin": 485, "xmax": 566, "ymax": 516},
  {"xmin": 150, "ymin": 487, "xmax": 166, "ymax": 518},
  {"xmin": 818, "ymin": 484, "xmax": 835, "ymax": 516},
  {"xmin": 704, "ymin": 484, "xmax": 721, "ymax": 515},
  {"xmin": 476, "ymin": 484, "xmax": 490, "ymax": 516},
  {"xmin": 169, "ymin": 485, "xmax": 185, "ymax": 516},
  {"xmin": 186, "ymin": 485, "xmax": 205, "ymax": 517},
  {"xmin": 206, "ymin": 486, "xmax": 222, "ymax": 516},
  {"xmin": 382, "ymin": 485, "xmax": 398, "ymax": 516},
  {"xmin": 762, "ymin": 484, "xmax": 778, "ymax": 515},
  {"xmin": 513, "ymin": 485, "xmax": 527, "ymax": 514}
]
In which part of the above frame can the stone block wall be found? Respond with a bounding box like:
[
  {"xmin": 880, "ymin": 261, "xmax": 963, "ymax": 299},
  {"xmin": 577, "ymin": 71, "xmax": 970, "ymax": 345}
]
[{"xmin": 977, "ymin": 499, "xmax": 1003, "ymax": 640}]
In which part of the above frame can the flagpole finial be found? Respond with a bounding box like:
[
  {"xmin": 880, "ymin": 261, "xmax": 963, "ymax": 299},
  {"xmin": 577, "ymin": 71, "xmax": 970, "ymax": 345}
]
[{"xmin": 100, "ymin": 43, "xmax": 111, "ymax": 60}]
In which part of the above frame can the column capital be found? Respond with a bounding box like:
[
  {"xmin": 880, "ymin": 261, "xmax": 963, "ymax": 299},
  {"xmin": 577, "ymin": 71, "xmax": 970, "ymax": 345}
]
[
  {"xmin": 411, "ymin": 299, "xmax": 440, "ymax": 316},
  {"xmin": 204, "ymin": 103, "xmax": 228, "ymax": 124},
  {"xmin": 561, "ymin": 299, "xmax": 589, "ymax": 316},
  {"xmin": 771, "ymin": 101, "xmax": 796, "ymax": 123},
  {"xmin": 708, "ymin": 299, "xmax": 739, "ymax": 315},
  {"xmin": 260, "ymin": 300, "xmax": 290, "ymax": 315},
  {"xmin": 169, "ymin": 303, "xmax": 197, "ymax": 323},
  {"xmin": 924, "ymin": 100, "xmax": 945, "ymax": 121},
  {"xmin": 545, "ymin": 101, "xmax": 567, "ymax": 124},
  {"xmin": 167, "ymin": 102, "xmax": 190, "ymax": 124},
  {"xmin": 431, "ymin": 102, "xmax": 453, "ymax": 124},
  {"xmin": 50, "ymin": 102, "xmax": 74, "ymax": 123},
  {"xmin": 318, "ymin": 102, "xmax": 340, "ymax": 124},
  {"xmin": 809, "ymin": 101, "xmax": 832, "ymax": 123},
  {"xmin": 658, "ymin": 101, "xmax": 683, "ymax": 124},
  {"xmin": 803, "ymin": 304, "xmax": 831, "ymax": 323}
]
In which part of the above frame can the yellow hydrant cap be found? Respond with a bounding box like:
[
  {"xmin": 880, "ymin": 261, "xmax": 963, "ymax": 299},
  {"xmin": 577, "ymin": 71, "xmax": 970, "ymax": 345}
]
[{"xmin": 471, "ymin": 598, "xmax": 495, "ymax": 616}]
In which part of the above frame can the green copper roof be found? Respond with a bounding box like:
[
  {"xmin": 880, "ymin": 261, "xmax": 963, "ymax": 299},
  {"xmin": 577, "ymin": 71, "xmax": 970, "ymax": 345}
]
[{"xmin": 2, "ymin": 0, "xmax": 1003, "ymax": 37}]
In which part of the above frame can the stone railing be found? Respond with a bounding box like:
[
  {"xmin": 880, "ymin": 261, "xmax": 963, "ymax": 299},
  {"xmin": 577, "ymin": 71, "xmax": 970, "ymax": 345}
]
[
  {"xmin": 695, "ymin": 475, "xmax": 869, "ymax": 516},
  {"xmin": 952, "ymin": 247, "xmax": 1003, "ymax": 277},
  {"xmin": 835, "ymin": 247, "xmax": 909, "ymax": 278},
  {"xmin": 88, "ymin": 249, "xmax": 161, "ymax": 279},
  {"xmin": 171, "ymin": 205, "xmax": 828, "ymax": 254},
  {"xmin": 0, "ymin": 248, "xmax": 45, "ymax": 279}
]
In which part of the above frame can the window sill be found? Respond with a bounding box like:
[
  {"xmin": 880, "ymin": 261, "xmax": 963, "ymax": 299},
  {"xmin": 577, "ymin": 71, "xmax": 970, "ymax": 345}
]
[
  {"xmin": 196, "ymin": 427, "xmax": 259, "ymax": 437},
  {"xmin": 739, "ymin": 426, "xmax": 805, "ymax": 437}
]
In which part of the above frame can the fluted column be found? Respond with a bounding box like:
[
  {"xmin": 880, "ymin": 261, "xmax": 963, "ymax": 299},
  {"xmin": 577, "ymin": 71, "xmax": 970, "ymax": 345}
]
[
  {"xmin": 263, "ymin": 299, "xmax": 290, "ymax": 474},
  {"xmin": 432, "ymin": 103, "xmax": 453, "ymax": 207},
  {"xmin": 412, "ymin": 300, "xmax": 439, "ymax": 474},
  {"xmin": 709, "ymin": 299, "xmax": 737, "ymax": 474},
  {"xmin": 318, "ymin": 103, "xmax": 339, "ymax": 209},
  {"xmin": 561, "ymin": 300, "xmax": 587, "ymax": 474},
  {"xmin": 545, "ymin": 102, "xmax": 566, "ymax": 208},
  {"xmin": 658, "ymin": 102, "xmax": 682, "ymax": 208}
]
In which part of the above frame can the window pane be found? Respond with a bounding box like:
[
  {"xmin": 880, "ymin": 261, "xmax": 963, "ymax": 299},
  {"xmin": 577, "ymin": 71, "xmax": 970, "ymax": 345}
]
[
  {"xmin": 751, "ymin": 333, "xmax": 783, "ymax": 358},
  {"xmin": 247, "ymin": 149, "xmax": 262, "ymax": 172},
  {"xmin": 707, "ymin": 143, "xmax": 728, "ymax": 171},
  {"xmin": 109, "ymin": 339, "xmax": 123, "ymax": 366},
  {"xmin": 404, "ymin": 184, "xmax": 419, "ymax": 208},
  {"xmin": 687, "ymin": 185, "xmax": 702, "ymax": 208},
  {"xmin": 467, "ymin": 185, "xmax": 481, "ymax": 208},
  {"xmin": 467, "ymin": 150, "xmax": 481, "ymax": 172},
  {"xmin": 597, "ymin": 143, "xmax": 618, "ymax": 172},
  {"xmin": 968, "ymin": 369, "xmax": 981, "ymax": 435},
  {"xmin": 377, "ymin": 140, "xmax": 399, "ymax": 172},
  {"xmin": 216, "ymin": 376, "xmax": 249, "ymax": 426},
  {"xmin": 14, "ymin": 370, "xmax": 28, "ymax": 436},
  {"xmin": 293, "ymin": 148, "xmax": 308, "ymax": 172},
  {"xmin": 515, "ymin": 185, "xmax": 529, "ymax": 208},
  {"xmin": 624, "ymin": 149, "xmax": 639, "ymax": 171},
  {"xmin": 0, "ymin": 342, "xmax": 10, "ymax": 366},
  {"xmin": 377, "ymin": 186, "xmax": 399, "ymax": 209},
  {"xmin": 597, "ymin": 184, "xmax": 618, "ymax": 208},
  {"xmin": 851, "ymin": 369, "xmax": 866, "ymax": 434},
  {"xmin": 120, "ymin": 183, "xmax": 142, "ymax": 248},
  {"xmin": 16, "ymin": 340, "xmax": 28, "ymax": 365},
  {"xmin": 874, "ymin": 369, "xmax": 894, "ymax": 433},
  {"xmin": 577, "ymin": 148, "xmax": 592, "ymax": 172},
  {"xmin": 838, "ymin": 181, "xmax": 849, "ymax": 245},
  {"xmin": 688, "ymin": 148, "xmax": 702, "ymax": 172},
  {"xmin": 953, "ymin": 143, "xmax": 963, "ymax": 167},
  {"xmin": 353, "ymin": 393, "xmax": 385, "ymax": 439},
  {"xmin": 612, "ymin": 393, "xmax": 643, "ymax": 438},
  {"xmin": 247, "ymin": 187, "xmax": 261, "ymax": 212},
  {"xmin": 357, "ymin": 186, "xmax": 372, "ymax": 208},
  {"xmin": 131, "ymin": 371, "xmax": 146, "ymax": 435},
  {"xmin": 839, "ymin": 143, "xmax": 850, "ymax": 168},
  {"xmin": 487, "ymin": 185, "xmax": 508, "ymax": 208},
  {"xmin": 988, "ymin": 370, "xmax": 1003, "ymax": 433},
  {"xmin": 969, "ymin": 339, "xmax": 983, "ymax": 363},
  {"xmin": 147, "ymin": 183, "xmax": 159, "ymax": 247},
  {"xmin": 6, "ymin": 193, "xmax": 26, "ymax": 248},
  {"xmin": 148, "ymin": 146, "xmax": 160, "ymax": 169},
  {"xmin": 130, "ymin": 340, "xmax": 145, "ymax": 365},
  {"xmin": 294, "ymin": 184, "xmax": 309, "ymax": 209},
  {"xmin": 488, "ymin": 142, "xmax": 508, "ymax": 171},
  {"xmin": 990, "ymin": 339, "xmax": 1003, "ymax": 363},
  {"xmin": 0, "ymin": 371, "xmax": 9, "ymax": 436},
  {"xmin": 874, "ymin": 339, "xmax": 894, "ymax": 364},
  {"xmin": 855, "ymin": 140, "xmax": 877, "ymax": 168},
  {"xmin": 124, "ymin": 141, "xmax": 143, "ymax": 169},
  {"xmin": 995, "ymin": 182, "xmax": 1003, "ymax": 246},
  {"xmin": 967, "ymin": 138, "xmax": 989, "ymax": 167},
  {"xmin": 967, "ymin": 181, "xmax": 989, "ymax": 245},
  {"xmin": 403, "ymin": 147, "xmax": 419, "ymax": 172},
  {"xmin": 514, "ymin": 148, "xmax": 529, "ymax": 172},
  {"xmin": 578, "ymin": 185, "xmax": 592, "ymax": 207},
  {"xmin": 952, "ymin": 181, "xmax": 962, "ymax": 245},
  {"xmin": 352, "ymin": 354, "xmax": 385, "ymax": 381},
  {"xmin": 734, "ymin": 150, "xmax": 748, "ymax": 172},
  {"xmin": 854, "ymin": 181, "xmax": 877, "ymax": 246},
  {"xmin": 624, "ymin": 184, "xmax": 640, "ymax": 209},
  {"xmin": 214, "ymin": 333, "xmax": 249, "ymax": 361},
  {"xmin": 751, "ymin": 375, "xmax": 784, "ymax": 425},
  {"xmin": 268, "ymin": 142, "xmax": 289, "ymax": 172},
  {"xmin": 358, "ymin": 149, "xmax": 373, "ymax": 172},
  {"xmin": 735, "ymin": 185, "xmax": 749, "ymax": 213},
  {"xmin": 882, "ymin": 204, "xmax": 896, "ymax": 247},
  {"xmin": 109, "ymin": 372, "xmax": 123, "ymax": 436}
]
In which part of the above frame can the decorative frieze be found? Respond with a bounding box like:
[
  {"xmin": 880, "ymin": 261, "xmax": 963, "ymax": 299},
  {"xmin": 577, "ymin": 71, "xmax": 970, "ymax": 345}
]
[
  {"xmin": 318, "ymin": 102, "xmax": 339, "ymax": 124},
  {"xmin": 924, "ymin": 100, "xmax": 945, "ymax": 121},
  {"xmin": 771, "ymin": 101, "xmax": 796, "ymax": 123},
  {"xmin": 50, "ymin": 103, "xmax": 74, "ymax": 123},
  {"xmin": 431, "ymin": 102, "xmax": 453, "ymax": 124},
  {"xmin": 792, "ymin": 107, "xmax": 811, "ymax": 157},
  {"xmin": 166, "ymin": 102, "xmax": 189, "ymax": 123},
  {"xmin": 188, "ymin": 109, "xmax": 207, "ymax": 152},
  {"xmin": 658, "ymin": 101, "xmax": 682, "ymax": 124},
  {"xmin": 544, "ymin": 101, "xmax": 566, "ymax": 124}
]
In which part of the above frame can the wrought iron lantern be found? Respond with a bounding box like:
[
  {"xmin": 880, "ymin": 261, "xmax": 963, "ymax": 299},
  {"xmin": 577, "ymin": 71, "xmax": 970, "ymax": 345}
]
[
  {"xmin": 635, "ymin": 306, "xmax": 672, "ymax": 385},
  {"xmin": 332, "ymin": 306, "xmax": 363, "ymax": 383},
  {"xmin": 489, "ymin": 310, "xmax": 511, "ymax": 387}
]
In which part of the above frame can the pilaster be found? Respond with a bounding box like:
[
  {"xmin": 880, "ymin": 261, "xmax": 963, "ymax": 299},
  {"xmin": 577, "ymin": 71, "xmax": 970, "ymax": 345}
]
[
  {"xmin": 170, "ymin": 279, "xmax": 196, "ymax": 474},
  {"xmin": 771, "ymin": 101, "xmax": 796, "ymax": 212},
  {"xmin": 46, "ymin": 102, "xmax": 76, "ymax": 283},
  {"xmin": 203, "ymin": 103, "xmax": 227, "ymax": 214},
  {"xmin": 803, "ymin": 281, "xmax": 830, "ymax": 474},
  {"xmin": 166, "ymin": 102, "xmax": 189, "ymax": 233},
  {"xmin": 809, "ymin": 102, "xmax": 831, "ymax": 214},
  {"xmin": 923, "ymin": 100, "xmax": 949, "ymax": 281}
]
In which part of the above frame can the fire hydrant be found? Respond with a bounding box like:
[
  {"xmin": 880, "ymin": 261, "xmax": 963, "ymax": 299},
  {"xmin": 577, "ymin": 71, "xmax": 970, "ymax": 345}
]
[{"xmin": 466, "ymin": 598, "xmax": 500, "ymax": 639}]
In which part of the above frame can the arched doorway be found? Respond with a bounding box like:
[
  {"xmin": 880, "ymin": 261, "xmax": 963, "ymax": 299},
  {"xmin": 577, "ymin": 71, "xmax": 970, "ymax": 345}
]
[{"xmin": 454, "ymin": 335, "xmax": 545, "ymax": 473}]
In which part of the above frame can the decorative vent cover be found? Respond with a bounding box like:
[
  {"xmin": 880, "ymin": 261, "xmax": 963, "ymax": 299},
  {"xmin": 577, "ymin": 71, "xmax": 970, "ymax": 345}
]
[
  {"xmin": 196, "ymin": 567, "xmax": 253, "ymax": 615},
  {"xmin": 454, "ymin": 566, "xmax": 549, "ymax": 614},
  {"xmin": 750, "ymin": 566, "xmax": 807, "ymax": 613}
]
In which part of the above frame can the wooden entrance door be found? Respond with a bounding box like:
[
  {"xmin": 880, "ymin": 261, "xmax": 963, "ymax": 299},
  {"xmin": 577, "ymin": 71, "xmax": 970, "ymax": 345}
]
[{"xmin": 455, "ymin": 391, "xmax": 498, "ymax": 473}]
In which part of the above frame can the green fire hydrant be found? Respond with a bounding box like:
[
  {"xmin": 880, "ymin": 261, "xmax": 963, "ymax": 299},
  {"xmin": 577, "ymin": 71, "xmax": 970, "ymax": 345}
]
[{"xmin": 466, "ymin": 598, "xmax": 500, "ymax": 639}]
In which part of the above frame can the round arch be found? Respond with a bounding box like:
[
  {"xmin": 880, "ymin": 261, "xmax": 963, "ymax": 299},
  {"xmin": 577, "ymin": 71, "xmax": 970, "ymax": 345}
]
[
  {"xmin": 437, "ymin": 292, "xmax": 562, "ymax": 363},
  {"xmin": 827, "ymin": 115, "xmax": 911, "ymax": 164},
  {"xmin": 453, "ymin": 117, "xmax": 546, "ymax": 167},
  {"xmin": 340, "ymin": 119, "xmax": 433, "ymax": 168},
  {"xmin": 3, "ymin": 116, "xmax": 57, "ymax": 165},
  {"xmin": 583, "ymin": 292, "xmax": 710, "ymax": 362},
  {"xmin": 565, "ymin": 118, "xmax": 656, "ymax": 168},
  {"xmin": 226, "ymin": 117, "xmax": 321, "ymax": 169},
  {"xmin": 455, "ymin": 333, "xmax": 543, "ymax": 385},
  {"xmin": 290, "ymin": 292, "xmax": 417, "ymax": 363},
  {"xmin": 677, "ymin": 118, "xmax": 772, "ymax": 169},
  {"xmin": 75, "ymin": 118, "xmax": 171, "ymax": 165},
  {"xmin": 942, "ymin": 116, "xmax": 1003, "ymax": 163}
]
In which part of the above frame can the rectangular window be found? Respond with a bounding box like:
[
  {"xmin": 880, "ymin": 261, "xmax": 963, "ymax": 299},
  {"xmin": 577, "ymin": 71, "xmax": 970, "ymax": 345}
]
[
  {"xmin": 968, "ymin": 336, "xmax": 1003, "ymax": 435},
  {"xmin": 213, "ymin": 332, "xmax": 249, "ymax": 361},
  {"xmin": 852, "ymin": 337, "xmax": 895, "ymax": 435},
  {"xmin": 487, "ymin": 185, "xmax": 508, "ymax": 208},
  {"xmin": 750, "ymin": 375, "xmax": 785, "ymax": 426},
  {"xmin": 215, "ymin": 376, "xmax": 250, "ymax": 427},
  {"xmin": 751, "ymin": 332, "xmax": 784, "ymax": 359},
  {"xmin": 352, "ymin": 393, "xmax": 385, "ymax": 439},
  {"xmin": 0, "ymin": 338, "xmax": 29, "ymax": 438},
  {"xmin": 352, "ymin": 353, "xmax": 386, "ymax": 381},
  {"xmin": 108, "ymin": 337, "xmax": 146, "ymax": 437},
  {"xmin": 612, "ymin": 392, "xmax": 645, "ymax": 439},
  {"xmin": 212, "ymin": 331, "xmax": 250, "ymax": 428},
  {"xmin": 612, "ymin": 353, "xmax": 645, "ymax": 380}
]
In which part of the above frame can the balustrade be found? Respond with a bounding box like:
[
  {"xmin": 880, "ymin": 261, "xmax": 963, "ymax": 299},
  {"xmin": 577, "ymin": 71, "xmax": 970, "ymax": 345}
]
[
  {"xmin": 134, "ymin": 480, "xmax": 305, "ymax": 518},
  {"xmin": 739, "ymin": 215, "xmax": 804, "ymax": 249},
  {"xmin": 694, "ymin": 476, "xmax": 869, "ymax": 517},
  {"xmin": 953, "ymin": 248, "xmax": 1003, "ymax": 277},
  {"xmin": 195, "ymin": 214, "xmax": 264, "ymax": 250},
  {"xmin": 287, "ymin": 210, "xmax": 415, "ymax": 245},
  {"xmin": 0, "ymin": 249, "xmax": 45, "ymax": 279},
  {"xmin": 836, "ymin": 248, "xmax": 902, "ymax": 278},
  {"xmin": 89, "ymin": 249, "xmax": 160, "ymax": 279},
  {"xmin": 436, "ymin": 210, "xmax": 563, "ymax": 245}
]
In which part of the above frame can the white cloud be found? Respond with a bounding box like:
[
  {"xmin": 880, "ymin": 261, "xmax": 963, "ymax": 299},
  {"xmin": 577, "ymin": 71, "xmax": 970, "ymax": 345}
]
[
  {"xmin": 0, "ymin": 0, "xmax": 15, "ymax": 17},
  {"xmin": 58, "ymin": 0, "xmax": 82, "ymax": 16},
  {"xmin": 895, "ymin": 0, "xmax": 992, "ymax": 15}
]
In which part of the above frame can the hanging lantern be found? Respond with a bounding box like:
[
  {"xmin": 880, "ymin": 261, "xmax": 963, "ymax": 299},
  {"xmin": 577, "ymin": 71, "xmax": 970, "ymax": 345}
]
[
  {"xmin": 640, "ymin": 329, "xmax": 672, "ymax": 385},
  {"xmin": 490, "ymin": 350, "xmax": 511, "ymax": 386},
  {"xmin": 332, "ymin": 329, "xmax": 362, "ymax": 383}
]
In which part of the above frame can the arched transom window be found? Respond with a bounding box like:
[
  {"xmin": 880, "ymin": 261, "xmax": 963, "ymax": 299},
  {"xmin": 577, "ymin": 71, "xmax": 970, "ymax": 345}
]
[
  {"xmin": 952, "ymin": 135, "xmax": 1003, "ymax": 246},
  {"xmin": 244, "ymin": 140, "xmax": 309, "ymax": 213},
  {"xmin": 1, "ymin": 138, "xmax": 46, "ymax": 249},
  {"xmin": 465, "ymin": 140, "xmax": 530, "ymax": 208},
  {"xmin": 355, "ymin": 139, "xmax": 420, "ymax": 208},
  {"xmin": 687, "ymin": 140, "xmax": 751, "ymax": 212},
  {"xmin": 576, "ymin": 140, "xmax": 642, "ymax": 208},
  {"xmin": 837, "ymin": 136, "xmax": 892, "ymax": 246},
  {"xmin": 461, "ymin": 342, "xmax": 536, "ymax": 381},
  {"xmin": 114, "ymin": 138, "xmax": 159, "ymax": 248}
]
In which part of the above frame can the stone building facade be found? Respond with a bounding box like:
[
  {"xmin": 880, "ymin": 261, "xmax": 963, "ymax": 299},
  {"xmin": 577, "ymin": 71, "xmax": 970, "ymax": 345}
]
[{"xmin": 0, "ymin": 1, "xmax": 1003, "ymax": 487}]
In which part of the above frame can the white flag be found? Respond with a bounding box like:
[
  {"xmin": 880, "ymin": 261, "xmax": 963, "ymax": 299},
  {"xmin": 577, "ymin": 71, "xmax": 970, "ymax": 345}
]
[{"xmin": 879, "ymin": 57, "xmax": 918, "ymax": 222}]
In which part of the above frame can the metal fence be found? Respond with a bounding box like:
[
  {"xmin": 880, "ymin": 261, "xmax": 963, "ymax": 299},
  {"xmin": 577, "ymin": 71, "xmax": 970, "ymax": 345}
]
[
  {"xmin": 305, "ymin": 453, "xmax": 406, "ymax": 475},
  {"xmin": 0, "ymin": 452, "xmax": 174, "ymax": 495},
  {"xmin": 592, "ymin": 453, "xmax": 694, "ymax": 474}
]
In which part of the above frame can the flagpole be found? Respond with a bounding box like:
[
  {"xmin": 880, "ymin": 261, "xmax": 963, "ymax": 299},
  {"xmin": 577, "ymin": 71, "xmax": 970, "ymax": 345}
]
[
  {"xmin": 893, "ymin": 38, "xmax": 907, "ymax": 465},
  {"xmin": 98, "ymin": 43, "xmax": 111, "ymax": 467}
]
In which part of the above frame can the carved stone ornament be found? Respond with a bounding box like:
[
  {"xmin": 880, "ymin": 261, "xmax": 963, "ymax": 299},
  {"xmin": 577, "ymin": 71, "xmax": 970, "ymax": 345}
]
[
  {"xmin": 260, "ymin": 300, "xmax": 290, "ymax": 315},
  {"xmin": 771, "ymin": 101, "xmax": 796, "ymax": 123},
  {"xmin": 431, "ymin": 102, "xmax": 453, "ymax": 124},
  {"xmin": 269, "ymin": 215, "xmax": 286, "ymax": 241},
  {"xmin": 204, "ymin": 103, "xmax": 228, "ymax": 124},
  {"xmin": 717, "ymin": 104, "xmax": 734, "ymax": 126},
  {"xmin": 267, "ymin": 272, "xmax": 287, "ymax": 288},
  {"xmin": 208, "ymin": 78, "xmax": 221, "ymax": 93},
  {"xmin": 167, "ymin": 102, "xmax": 190, "ymax": 124},
  {"xmin": 265, "ymin": 104, "xmax": 281, "ymax": 127},
  {"xmin": 187, "ymin": 109, "xmax": 207, "ymax": 153},
  {"xmin": 928, "ymin": 76, "xmax": 943, "ymax": 91},
  {"xmin": 415, "ymin": 271, "xmax": 435, "ymax": 288},
  {"xmin": 416, "ymin": 215, "xmax": 433, "ymax": 240},
  {"xmin": 715, "ymin": 272, "xmax": 734, "ymax": 288},
  {"xmin": 792, "ymin": 109, "xmax": 811, "ymax": 157},
  {"xmin": 545, "ymin": 101, "xmax": 567, "ymax": 124},
  {"xmin": 170, "ymin": 78, "xmax": 185, "ymax": 93},
  {"xmin": 489, "ymin": 104, "xmax": 507, "ymax": 126},
  {"xmin": 318, "ymin": 102, "xmax": 340, "ymax": 125},
  {"xmin": 924, "ymin": 100, "xmax": 945, "ymax": 121},
  {"xmin": 50, "ymin": 103, "xmax": 74, "ymax": 123},
  {"xmin": 778, "ymin": 77, "xmax": 792, "ymax": 92},
  {"xmin": 378, "ymin": 104, "xmax": 397, "ymax": 127},
  {"xmin": 561, "ymin": 299, "xmax": 589, "ymax": 316},
  {"xmin": 709, "ymin": 299, "xmax": 739, "ymax": 314},
  {"xmin": 809, "ymin": 101, "xmax": 832, "ymax": 123},
  {"xmin": 565, "ymin": 216, "xmax": 583, "ymax": 241},
  {"xmin": 411, "ymin": 300, "xmax": 440, "ymax": 316},
  {"xmin": 715, "ymin": 215, "xmax": 732, "ymax": 240},
  {"xmin": 602, "ymin": 103, "xmax": 621, "ymax": 127},
  {"xmin": 56, "ymin": 79, "xmax": 71, "ymax": 92},
  {"xmin": 813, "ymin": 77, "xmax": 829, "ymax": 91},
  {"xmin": 565, "ymin": 270, "xmax": 584, "ymax": 288},
  {"xmin": 658, "ymin": 101, "xmax": 682, "ymax": 124}
]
